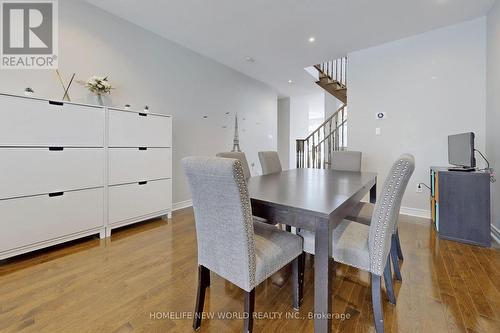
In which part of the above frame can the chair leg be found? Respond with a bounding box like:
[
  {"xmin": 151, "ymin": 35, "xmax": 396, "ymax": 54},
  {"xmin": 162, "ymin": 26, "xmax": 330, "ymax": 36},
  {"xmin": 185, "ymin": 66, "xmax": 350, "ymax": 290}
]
[
  {"xmin": 243, "ymin": 289, "xmax": 255, "ymax": 333},
  {"xmin": 395, "ymin": 229, "xmax": 404, "ymax": 260},
  {"xmin": 383, "ymin": 258, "xmax": 396, "ymax": 305},
  {"xmin": 292, "ymin": 253, "xmax": 304, "ymax": 310},
  {"xmin": 391, "ymin": 236, "xmax": 402, "ymax": 281},
  {"xmin": 371, "ymin": 274, "xmax": 384, "ymax": 333},
  {"xmin": 193, "ymin": 265, "xmax": 210, "ymax": 330}
]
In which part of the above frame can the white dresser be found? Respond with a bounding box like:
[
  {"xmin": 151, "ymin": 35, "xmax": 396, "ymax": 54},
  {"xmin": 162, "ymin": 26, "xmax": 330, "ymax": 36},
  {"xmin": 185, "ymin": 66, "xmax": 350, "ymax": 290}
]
[
  {"xmin": 106, "ymin": 107, "xmax": 172, "ymax": 236},
  {"xmin": 0, "ymin": 94, "xmax": 172, "ymax": 260}
]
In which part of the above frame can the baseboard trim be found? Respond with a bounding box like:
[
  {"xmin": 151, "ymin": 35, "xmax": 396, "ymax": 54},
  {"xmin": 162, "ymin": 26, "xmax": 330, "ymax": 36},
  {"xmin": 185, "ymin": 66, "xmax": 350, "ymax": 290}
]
[
  {"xmin": 172, "ymin": 199, "xmax": 193, "ymax": 211},
  {"xmin": 492, "ymin": 225, "xmax": 500, "ymax": 245},
  {"xmin": 399, "ymin": 206, "xmax": 431, "ymax": 220}
]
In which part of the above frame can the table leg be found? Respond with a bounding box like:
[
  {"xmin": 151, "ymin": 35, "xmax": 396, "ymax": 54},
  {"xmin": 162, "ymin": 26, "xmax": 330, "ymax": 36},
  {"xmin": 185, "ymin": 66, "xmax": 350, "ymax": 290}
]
[
  {"xmin": 314, "ymin": 217, "xmax": 332, "ymax": 333},
  {"xmin": 370, "ymin": 181, "xmax": 377, "ymax": 204}
]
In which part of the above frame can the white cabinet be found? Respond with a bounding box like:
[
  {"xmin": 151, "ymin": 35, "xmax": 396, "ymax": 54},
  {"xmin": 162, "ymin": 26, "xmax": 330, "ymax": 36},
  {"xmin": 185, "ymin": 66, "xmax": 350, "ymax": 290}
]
[
  {"xmin": 0, "ymin": 94, "xmax": 107, "ymax": 260},
  {"xmin": 106, "ymin": 108, "xmax": 172, "ymax": 234},
  {"xmin": 0, "ymin": 94, "xmax": 173, "ymax": 259}
]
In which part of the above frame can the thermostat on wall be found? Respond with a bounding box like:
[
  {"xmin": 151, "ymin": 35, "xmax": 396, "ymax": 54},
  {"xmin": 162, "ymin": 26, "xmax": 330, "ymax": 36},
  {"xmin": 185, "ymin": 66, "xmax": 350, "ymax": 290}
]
[{"xmin": 375, "ymin": 112, "xmax": 387, "ymax": 120}]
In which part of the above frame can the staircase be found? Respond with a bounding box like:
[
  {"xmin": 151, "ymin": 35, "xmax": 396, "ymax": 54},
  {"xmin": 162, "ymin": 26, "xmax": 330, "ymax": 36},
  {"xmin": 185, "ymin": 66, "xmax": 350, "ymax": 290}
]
[
  {"xmin": 315, "ymin": 57, "xmax": 347, "ymax": 103},
  {"xmin": 297, "ymin": 57, "xmax": 348, "ymax": 169}
]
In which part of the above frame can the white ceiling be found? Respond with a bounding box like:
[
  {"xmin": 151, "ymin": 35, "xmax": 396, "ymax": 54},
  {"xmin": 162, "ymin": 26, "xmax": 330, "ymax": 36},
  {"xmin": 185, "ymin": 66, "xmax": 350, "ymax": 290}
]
[{"xmin": 86, "ymin": 0, "xmax": 495, "ymax": 97}]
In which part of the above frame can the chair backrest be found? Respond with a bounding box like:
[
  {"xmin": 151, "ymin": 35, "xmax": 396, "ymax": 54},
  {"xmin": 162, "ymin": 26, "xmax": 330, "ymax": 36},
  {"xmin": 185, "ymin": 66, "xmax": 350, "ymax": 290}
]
[
  {"xmin": 331, "ymin": 151, "xmax": 362, "ymax": 172},
  {"xmin": 258, "ymin": 151, "xmax": 282, "ymax": 175},
  {"xmin": 182, "ymin": 157, "xmax": 256, "ymax": 292},
  {"xmin": 368, "ymin": 154, "xmax": 415, "ymax": 275},
  {"xmin": 216, "ymin": 152, "xmax": 251, "ymax": 181}
]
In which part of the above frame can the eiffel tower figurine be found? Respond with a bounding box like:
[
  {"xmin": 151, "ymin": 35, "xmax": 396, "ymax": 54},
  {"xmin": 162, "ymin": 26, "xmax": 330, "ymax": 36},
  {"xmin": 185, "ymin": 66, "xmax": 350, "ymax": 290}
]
[{"xmin": 231, "ymin": 113, "xmax": 241, "ymax": 152}]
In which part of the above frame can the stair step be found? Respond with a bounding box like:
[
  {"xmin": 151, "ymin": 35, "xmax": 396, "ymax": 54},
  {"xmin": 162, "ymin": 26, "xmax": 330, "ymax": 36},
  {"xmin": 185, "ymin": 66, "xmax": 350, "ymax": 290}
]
[
  {"xmin": 317, "ymin": 82, "xmax": 346, "ymax": 91},
  {"xmin": 324, "ymin": 82, "xmax": 346, "ymax": 89},
  {"xmin": 315, "ymin": 82, "xmax": 347, "ymax": 103}
]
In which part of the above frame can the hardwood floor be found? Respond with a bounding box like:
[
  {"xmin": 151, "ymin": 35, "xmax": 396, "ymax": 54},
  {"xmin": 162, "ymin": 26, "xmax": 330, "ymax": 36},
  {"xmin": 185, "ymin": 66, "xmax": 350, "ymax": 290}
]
[{"xmin": 0, "ymin": 208, "xmax": 499, "ymax": 333}]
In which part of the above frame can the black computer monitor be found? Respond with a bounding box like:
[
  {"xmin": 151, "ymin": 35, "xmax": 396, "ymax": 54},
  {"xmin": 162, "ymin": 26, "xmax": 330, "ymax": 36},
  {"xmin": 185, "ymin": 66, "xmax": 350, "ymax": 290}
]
[{"xmin": 448, "ymin": 132, "xmax": 476, "ymax": 170}]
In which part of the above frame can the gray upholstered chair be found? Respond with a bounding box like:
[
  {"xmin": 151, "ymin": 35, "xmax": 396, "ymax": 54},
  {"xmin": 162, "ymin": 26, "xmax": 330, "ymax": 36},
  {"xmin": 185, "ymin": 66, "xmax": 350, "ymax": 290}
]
[
  {"xmin": 330, "ymin": 150, "xmax": 362, "ymax": 172},
  {"xmin": 216, "ymin": 151, "xmax": 251, "ymax": 181},
  {"xmin": 299, "ymin": 154, "xmax": 415, "ymax": 333},
  {"xmin": 182, "ymin": 157, "xmax": 304, "ymax": 333},
  {"xmin": 331, "ymin": 150, "xmax": 405, "ymax": 281},
  {"xmin": 258, "ymin": 151, "xmax": 282, "ymax": 175},
  {"xmin": 348, "ymin": 201, "xmax": 405, "ymax": 281}
]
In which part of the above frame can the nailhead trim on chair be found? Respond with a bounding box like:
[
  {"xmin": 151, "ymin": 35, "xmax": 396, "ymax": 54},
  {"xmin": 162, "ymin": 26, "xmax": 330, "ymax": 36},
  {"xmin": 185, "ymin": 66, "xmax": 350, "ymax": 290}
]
[
  {"xmin": 232, "ymin": 160, "xmax": 257, "ymax": 289},
  {"xmin": 369, "ymin": 158, "xmax": 412, "ymax": 276}
]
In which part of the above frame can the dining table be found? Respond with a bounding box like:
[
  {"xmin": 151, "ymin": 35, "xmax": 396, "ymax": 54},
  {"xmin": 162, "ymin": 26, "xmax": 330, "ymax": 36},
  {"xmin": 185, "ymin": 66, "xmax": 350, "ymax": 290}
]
[{"xmin": 247, "ymin": 168, "xmax": 377, "ymax": 333}]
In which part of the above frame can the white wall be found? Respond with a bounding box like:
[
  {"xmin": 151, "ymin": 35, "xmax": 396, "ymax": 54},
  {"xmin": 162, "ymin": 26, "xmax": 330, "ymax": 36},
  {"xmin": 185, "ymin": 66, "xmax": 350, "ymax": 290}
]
[
  {"xmin": 487, "ymin": 3, "xmax": 500, "ymax": 231},
  {"xmin": 0, "ymin": 0, "xmax": 277, "ymax": 204},
  {"xmin": 288, "ymin": 92, "xmax": 325, "ymax": 168},
  {"xmin": 348, "ymin": 18, "xmax": 487, "ymax": 213},
  {"xmin": 277, "ymin": 97, "xmax": 290, "ymax": 169},
  {"xmin": 325, "ymin": 93, "xmax": 344, "ymax": 118}
]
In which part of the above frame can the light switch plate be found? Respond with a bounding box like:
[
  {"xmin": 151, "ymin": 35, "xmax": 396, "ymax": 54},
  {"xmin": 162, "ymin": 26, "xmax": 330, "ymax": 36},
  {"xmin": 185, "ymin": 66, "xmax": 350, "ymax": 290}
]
[{"xmin": 375, "ymin": 127, "xmax": 381, "ymax": 135}]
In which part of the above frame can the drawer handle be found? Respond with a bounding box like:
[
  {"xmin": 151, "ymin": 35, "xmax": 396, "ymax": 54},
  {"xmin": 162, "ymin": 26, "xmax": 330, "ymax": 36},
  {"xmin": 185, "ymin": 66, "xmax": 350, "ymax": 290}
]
[
  {"xmin": 48, "ymin": 192, "xmax": 64, "ymax": 197},
  {"xmin": 49, "ymin": 100, "xmax": 64, "ymax": 106},
  {"xmin": 138, "ymin": 181, "xmax": 148, "ymax": 185},
  {"xmin": 138, "ymin": 112, "xmax": 148, "ymax": 117},
  {"xmin": 49, "ymin": 147, "xmax": 64, "ymax": 151},
  {"xmin": 138, "ymin": 147, "xmax": 147, "ymax": 151}
]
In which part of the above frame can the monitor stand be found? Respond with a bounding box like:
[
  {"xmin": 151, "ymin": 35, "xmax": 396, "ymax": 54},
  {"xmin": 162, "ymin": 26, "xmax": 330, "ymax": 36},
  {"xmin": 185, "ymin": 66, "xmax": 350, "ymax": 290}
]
[{"xmin": 448, "ymin": 167, "xmax": 476, "ymax": 172}]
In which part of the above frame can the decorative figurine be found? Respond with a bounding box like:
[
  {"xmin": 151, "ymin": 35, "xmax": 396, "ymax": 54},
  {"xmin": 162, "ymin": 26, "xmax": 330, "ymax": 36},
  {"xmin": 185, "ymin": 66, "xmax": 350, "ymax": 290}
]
[
  {"xmin": 231, "ymin": 113, "xmax": 241, "ymax": 152},
  {"xmin": 55, "ymin": 70, "xmax": 75, "ymax": 101}
]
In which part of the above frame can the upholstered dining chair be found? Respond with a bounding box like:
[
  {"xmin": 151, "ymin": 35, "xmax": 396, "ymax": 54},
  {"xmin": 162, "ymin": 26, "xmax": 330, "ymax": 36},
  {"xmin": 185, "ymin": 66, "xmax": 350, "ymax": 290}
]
[
  {"xmin": 216, "ymin": 152, "xmax": 251, "ymax": 181},
  {"xmin": 348, "ymin": 202, "xmax": 405, "ymax": 281},
  {"xmin": 330, "ymin": 151, "xmax": 362, "ymax": 172},
  {"xmin": 182, "ymin": 157, "xmax": 304, "ymax": 333},
  {"xmin": 332, "ymin": 150, "xmax": 405, "ymax": 282},
  {"xmin": 298, "ymin": 154, "xmax": 415, "ymax": 333},
  {"xmin": 258, "ymin": 151, "xmax": 282, "ymax": 175}
]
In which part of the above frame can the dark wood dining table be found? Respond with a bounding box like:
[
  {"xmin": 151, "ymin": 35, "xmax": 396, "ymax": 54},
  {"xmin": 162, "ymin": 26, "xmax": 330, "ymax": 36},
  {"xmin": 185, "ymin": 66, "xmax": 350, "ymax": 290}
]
[{"xmin": 247, "ymin": 168, "xmax": 377, "ymax": 333}]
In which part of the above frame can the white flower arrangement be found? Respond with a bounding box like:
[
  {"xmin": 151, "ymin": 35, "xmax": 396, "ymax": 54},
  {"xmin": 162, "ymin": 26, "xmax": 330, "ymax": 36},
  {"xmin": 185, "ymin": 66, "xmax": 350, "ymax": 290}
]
[{"xmin": 84, "ymin": 76, "xmax": 113, "ymax": 95}]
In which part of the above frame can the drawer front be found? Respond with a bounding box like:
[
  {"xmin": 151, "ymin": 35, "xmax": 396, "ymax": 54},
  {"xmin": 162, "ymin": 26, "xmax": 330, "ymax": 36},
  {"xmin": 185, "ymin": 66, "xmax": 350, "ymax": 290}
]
[
  {"xmin": 108, "ymin": 179, "xmax": 172, "ymax": 224},
  {"xmin": 0, "ymin": 148, "xmax": 104, "ymax": 199},
  {"xmin": 108, "ymin": 148, "xmax": 172, "ymax": 185},
  {"xmin": 0, "ymin": 95, "xmax": 104, "ymax": 147},
  {"xmin": 0, "ymin": 188, "xmax": 104, "ymax": 252},
  {"xmin": 108, "ymin": 109, "xmax": 172, "ymax": 147}
]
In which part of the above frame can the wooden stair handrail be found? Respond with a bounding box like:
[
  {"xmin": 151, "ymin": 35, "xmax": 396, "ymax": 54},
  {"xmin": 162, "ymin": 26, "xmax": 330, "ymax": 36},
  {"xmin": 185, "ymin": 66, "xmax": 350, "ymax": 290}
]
[
  {"xmin": 312, "ymin": 119, "xmax": 347, "ymax": 149},
  {"xmin": 298, "ymin": 104, "xmax": 346, "ymax": 142}
]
